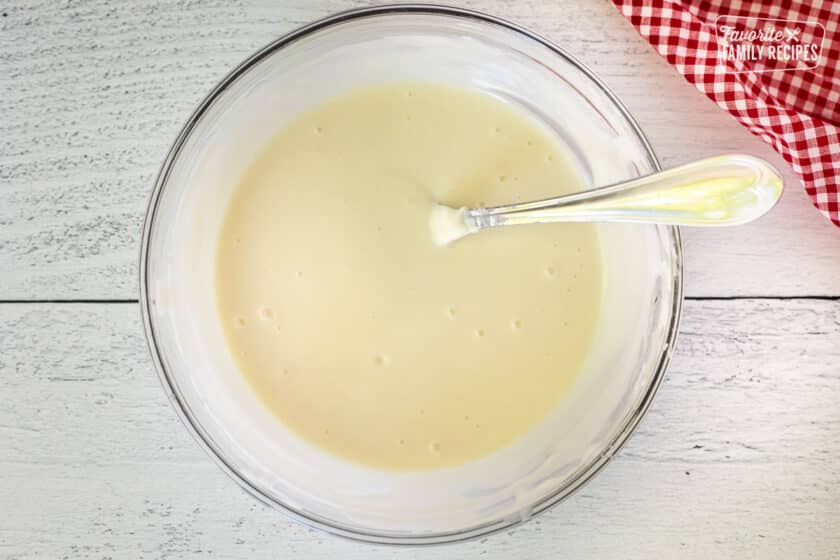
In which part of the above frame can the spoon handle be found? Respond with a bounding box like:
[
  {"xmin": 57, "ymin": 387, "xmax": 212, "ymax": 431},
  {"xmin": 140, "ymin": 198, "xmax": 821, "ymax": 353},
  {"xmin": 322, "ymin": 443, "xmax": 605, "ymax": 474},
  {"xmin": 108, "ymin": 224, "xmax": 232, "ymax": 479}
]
[{"xmin": 467, "ymin": 154, "xmax": 784, "ymax": 229}]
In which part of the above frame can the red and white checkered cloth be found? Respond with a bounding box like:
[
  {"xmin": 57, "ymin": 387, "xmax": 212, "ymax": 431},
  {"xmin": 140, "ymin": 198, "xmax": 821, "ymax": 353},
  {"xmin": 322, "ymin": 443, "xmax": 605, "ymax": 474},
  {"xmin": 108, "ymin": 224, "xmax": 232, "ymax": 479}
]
[{"xmin": 612, "ymin": 0, "xmax": 840, "ymax": 227}]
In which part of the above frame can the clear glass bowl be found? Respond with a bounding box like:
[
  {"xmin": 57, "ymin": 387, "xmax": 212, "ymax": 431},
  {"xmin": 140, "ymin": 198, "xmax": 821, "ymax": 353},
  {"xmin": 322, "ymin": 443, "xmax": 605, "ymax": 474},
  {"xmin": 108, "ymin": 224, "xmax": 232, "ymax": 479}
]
[{"xmin": 140, "ymin": 4, "xmax": 683, "ymax": 545}]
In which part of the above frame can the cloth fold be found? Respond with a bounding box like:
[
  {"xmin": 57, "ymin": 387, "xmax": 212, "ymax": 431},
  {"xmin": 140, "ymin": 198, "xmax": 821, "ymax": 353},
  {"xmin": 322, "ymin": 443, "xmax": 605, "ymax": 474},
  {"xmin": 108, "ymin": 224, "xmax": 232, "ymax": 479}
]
[{"xmin": 611, "ymin": 0, "xmax": 840, "ymax": 226}]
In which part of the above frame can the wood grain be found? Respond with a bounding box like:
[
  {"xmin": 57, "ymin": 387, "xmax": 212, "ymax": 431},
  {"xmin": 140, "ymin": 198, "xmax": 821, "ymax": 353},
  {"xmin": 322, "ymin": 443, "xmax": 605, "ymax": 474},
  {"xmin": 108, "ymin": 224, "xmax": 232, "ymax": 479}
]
[
  {"xmin": 1, "ymin": 300, "xmax": 838, "ymax": 558},
  {"xmin": 3, "ymin": 1, "xmax": 839, "ymax": 558},
  {"xmin": 2, "ymin": 0, "xmax": 839, "ymax": 300}
]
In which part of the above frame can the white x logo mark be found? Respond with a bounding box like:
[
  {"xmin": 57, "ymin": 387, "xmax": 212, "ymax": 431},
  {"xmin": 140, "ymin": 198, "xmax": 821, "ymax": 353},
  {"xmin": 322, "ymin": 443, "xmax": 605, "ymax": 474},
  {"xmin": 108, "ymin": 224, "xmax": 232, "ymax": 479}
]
[{"xmin": 785, "ymin": 27, "xmax": 802, "ymax": 42}]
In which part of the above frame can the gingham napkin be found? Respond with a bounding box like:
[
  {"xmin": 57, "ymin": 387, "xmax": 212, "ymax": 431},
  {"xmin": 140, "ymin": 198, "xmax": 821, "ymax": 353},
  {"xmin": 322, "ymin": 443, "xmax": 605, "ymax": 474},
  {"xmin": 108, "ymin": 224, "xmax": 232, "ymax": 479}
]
[{"xmin": 612, "ymin": 0, "xmax": 840, "ymax": 227}]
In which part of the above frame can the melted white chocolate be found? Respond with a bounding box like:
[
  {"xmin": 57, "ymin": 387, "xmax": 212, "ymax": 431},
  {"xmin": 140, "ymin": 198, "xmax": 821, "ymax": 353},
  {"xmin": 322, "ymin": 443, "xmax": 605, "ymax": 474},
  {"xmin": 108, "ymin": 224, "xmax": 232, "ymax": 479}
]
[{"xmin": 216, "ymin": 82, "xmax": 604, "ymax": 470}]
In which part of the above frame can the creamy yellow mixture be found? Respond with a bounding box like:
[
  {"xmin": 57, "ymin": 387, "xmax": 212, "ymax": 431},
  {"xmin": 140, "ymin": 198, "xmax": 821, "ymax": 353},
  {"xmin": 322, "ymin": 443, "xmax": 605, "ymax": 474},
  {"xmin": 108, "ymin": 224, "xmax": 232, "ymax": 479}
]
[{"xmin": 216, "ymin": 83, "xmax": 603, "ymax": 470}]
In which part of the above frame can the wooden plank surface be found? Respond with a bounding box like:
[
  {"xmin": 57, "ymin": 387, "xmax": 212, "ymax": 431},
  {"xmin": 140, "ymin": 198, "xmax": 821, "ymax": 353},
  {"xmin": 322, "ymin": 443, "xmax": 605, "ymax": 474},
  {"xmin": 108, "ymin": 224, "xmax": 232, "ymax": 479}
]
[
  {"xmin": 3, "ymin": 0, "xmax": 840, "ymax": 558},
  {"xmin": 2, "ymin": 0, "xmax": 839, "ymax": 300},
  {"xmin": 1, "ymin": 300, "xmax": 838, "ymax": 558}
]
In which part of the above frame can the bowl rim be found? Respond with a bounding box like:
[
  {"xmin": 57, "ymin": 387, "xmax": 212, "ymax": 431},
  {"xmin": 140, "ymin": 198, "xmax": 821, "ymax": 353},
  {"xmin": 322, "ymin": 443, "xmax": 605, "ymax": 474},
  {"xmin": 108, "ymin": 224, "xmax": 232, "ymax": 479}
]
[{"xmin": 139, "ymin": 2, "xmax": 684, "ymax": 546}]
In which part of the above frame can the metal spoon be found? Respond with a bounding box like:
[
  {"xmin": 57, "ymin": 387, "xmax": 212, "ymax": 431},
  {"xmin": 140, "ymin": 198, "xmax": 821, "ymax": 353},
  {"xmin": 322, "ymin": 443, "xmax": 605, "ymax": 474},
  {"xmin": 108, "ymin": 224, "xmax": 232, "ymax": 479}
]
[{"xmin": 430, "ymin": 154, "xmax": 784, "ymax": 246}]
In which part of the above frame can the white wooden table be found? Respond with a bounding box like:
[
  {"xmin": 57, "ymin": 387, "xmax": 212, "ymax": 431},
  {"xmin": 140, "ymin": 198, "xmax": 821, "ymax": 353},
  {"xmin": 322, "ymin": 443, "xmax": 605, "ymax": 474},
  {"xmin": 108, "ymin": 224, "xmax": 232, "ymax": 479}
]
[{"xmin": 2, "ymin": 1, "xmax": 839, "ymax": 558}]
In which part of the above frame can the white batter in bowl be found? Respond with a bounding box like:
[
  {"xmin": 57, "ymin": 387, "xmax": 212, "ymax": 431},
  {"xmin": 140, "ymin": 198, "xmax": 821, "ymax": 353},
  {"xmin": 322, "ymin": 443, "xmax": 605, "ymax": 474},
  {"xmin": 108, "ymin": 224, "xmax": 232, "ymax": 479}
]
[{"xmin": 140, "ymin": 5, "xmax": 683, "ymax": 544}]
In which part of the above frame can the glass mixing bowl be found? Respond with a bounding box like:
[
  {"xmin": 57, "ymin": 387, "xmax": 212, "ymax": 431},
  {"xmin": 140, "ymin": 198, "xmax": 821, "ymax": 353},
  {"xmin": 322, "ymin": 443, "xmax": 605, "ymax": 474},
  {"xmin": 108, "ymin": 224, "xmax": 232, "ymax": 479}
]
[{"xmin": 140, "ymin": 4, "xmax": 683, "ymax": 545}]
